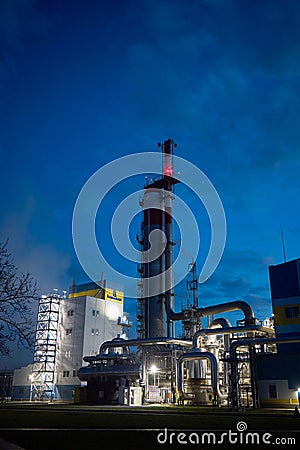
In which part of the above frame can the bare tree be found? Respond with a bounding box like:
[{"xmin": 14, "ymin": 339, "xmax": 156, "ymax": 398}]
[{"xmin": 0, "ymin": 241, "xmax": 38, "ymax": 355}]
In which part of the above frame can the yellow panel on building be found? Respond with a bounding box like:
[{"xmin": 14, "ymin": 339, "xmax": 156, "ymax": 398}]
[
  {"xmin": 104, "ymin": 288, "xmax": 124, "ymax": 303},
  {"xmin": 273, "ymin": 304, "xmax": 300, "ymax": 327},
  {"xmin": 69, "ymin": 288, "xmax": 103, "ymax": 299}
]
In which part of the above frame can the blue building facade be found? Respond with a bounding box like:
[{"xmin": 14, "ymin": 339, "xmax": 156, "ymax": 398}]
[{"xmin": 257, "ymin": 258, "xmax": 300, "ymax": 407}]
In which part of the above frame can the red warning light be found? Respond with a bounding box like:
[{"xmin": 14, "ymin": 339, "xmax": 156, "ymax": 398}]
[{"xmin": 163, "ymin": 165, "xmax": 174, "ymax": 176}]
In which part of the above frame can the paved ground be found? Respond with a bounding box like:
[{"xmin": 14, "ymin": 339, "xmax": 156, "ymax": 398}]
[
  {"xmin": 0, "ymin": 437, "xmax": 26, "ymax": 450},
  {"xmin": 0, "ymin": 403, "xmax": 299, "ymax": 449}
]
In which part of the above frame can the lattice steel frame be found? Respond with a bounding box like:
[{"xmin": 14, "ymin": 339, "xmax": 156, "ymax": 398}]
[{"xmin": 30, "ymin": 294, "xmax": 61, "ymax": 401}]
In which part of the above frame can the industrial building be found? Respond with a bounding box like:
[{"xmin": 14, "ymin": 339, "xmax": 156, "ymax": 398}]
[
  {"xmin": 0, "ymin": 370, "xmax": 13, "ymax": 401},
  {"xmin": 11, "ymin": 139, "xmax": 300, "ymax": 409},
  {"xmin": 256, "ymin": 258, "xmax": 300, "ymax": 407},
  {"xmin": 77, "ymin": 139, "xmax": 300, "ymax": 409},
  {"xmin": 12, "ymin": 280, "xmax": 130, "ymax": 401}
]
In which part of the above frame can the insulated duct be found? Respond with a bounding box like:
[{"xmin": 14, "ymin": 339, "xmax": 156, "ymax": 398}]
[
  {"xmin": 99, "ymin": 337, "xmax": 193, "ymax": 355},
  {"xmin": 177, "ymin": 349, "xmax": 219, "ymax": 401},
  {"xmin": 228, "ymin": 336, "xmax": 300, "ymax": 410},
  {"xmin": 165, "ymin": 298, "xmax": 255, "ymax": 325},
  {"xmin": 192, "ymin": 325, "xmax": 274, "ymax": 348}
]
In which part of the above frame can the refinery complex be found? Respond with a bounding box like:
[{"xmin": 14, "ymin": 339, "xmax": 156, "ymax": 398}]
[{"xmin": 11, "ymin": 140, "xmax": 300, "ymax": 410}]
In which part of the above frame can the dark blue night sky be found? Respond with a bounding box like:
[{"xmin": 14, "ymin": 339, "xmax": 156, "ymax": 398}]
[{"xmin": 0, "ymin": 0, "xmax": 299, "ymax": 369}]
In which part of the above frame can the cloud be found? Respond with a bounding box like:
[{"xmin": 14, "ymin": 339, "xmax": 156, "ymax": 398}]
[
  {"xmin": 121, "ymin": 0, "xmax": 300, "ymax": 179},
  {"xmin": 0, "ymin": 196, "xmax": 71, "ymax": 295},
  {"xmin": 195, "ymin": 248, "xmax": 273, "ymax": 321},
  {"xmin": 0, "ymin": 193, "xmax": 71, "ymax": 369}
]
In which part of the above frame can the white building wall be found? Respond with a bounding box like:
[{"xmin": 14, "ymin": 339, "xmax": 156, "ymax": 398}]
[
  {"xmin": 82, "ymin": 296, "xmax": 123, "ymax": 359},
  {"xmin": 11, "ymin": 291, "xmax": 125, "ymax": 401},
  {"xmin": 258, "ymin": 379, "xmax": 299, "ymax": 406},
  {"xmin": 55, "ymin": 296, "xmax": 86, "ymax": 393},
  {"xmin": 55, "ymin": 294, "xmax": 124, "ymax": 399},
  {"xmin": 13, "ymin": 364, "xmax": 33, "ymax": 387},
  {"xmin": 11, "ymin": 364, "xmax": 34, "ymax": 400}
]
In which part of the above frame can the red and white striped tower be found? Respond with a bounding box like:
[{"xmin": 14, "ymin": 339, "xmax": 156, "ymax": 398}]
[{"xmin": 140, "ymin": 139, "xmax": 179, "ymax": 338}]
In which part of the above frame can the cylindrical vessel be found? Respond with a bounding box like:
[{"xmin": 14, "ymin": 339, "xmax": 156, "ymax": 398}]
[
  {"xmin": 188, "ymin": 348, "xmax": 207, "ymax": 379},
  {"xmin": 164, "ymin": 190, "xmax": 174, "ymax": 337},
  {"xmin": 163, "ymin": 138, "xmax": 175, "ymax": 337},
  {"xmin": 139, "ymin": 139, "xmax": 178, "ymax": 339}
]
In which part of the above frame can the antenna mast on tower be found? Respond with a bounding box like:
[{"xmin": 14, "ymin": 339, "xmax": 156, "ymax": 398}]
[{"xmin": 280, "ymin": 224, "xmax": 287, "ymax": 263}]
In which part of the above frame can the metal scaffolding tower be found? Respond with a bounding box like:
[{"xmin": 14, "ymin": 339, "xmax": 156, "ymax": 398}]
[
  {"xmin": 181, "ymin": 262, "xmax": 202, "ymax": 338},
  {"xmin": 30, "ymin": 292, "xmax": 62, "ymax": 401}
]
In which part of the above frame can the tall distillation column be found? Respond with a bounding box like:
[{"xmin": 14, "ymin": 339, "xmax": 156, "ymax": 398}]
[{"xmin": 139, "ymin": 139, "xmax": 179, "ymax": 338}]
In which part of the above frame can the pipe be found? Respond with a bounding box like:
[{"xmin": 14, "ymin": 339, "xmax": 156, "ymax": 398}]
[
  {"xmin": 249, "ymin": 345, "xmax": 259, "ymax": 409},
  {"xmin": 210, "ymin": 318, "xmax": 231, "ymax": 329},
  {"xmin": 228, "ymin": 336, "xmax": 300, "ymax": 410},
  {"xmin": 165, "ymin": 299, "xmax": 255, "ymax": 325},
  {"xmin": 162, "ymin": 138, "xmax": 176, "ymax": 338},
  {"xmin": 164, "ymin": 192, "xmax": 174, "ymax": 338},
  {"xmin": 95, "ymin": 337, "xmax": 192, "ymax": 391},
  {"xmin": 229, "ymin": 336, "xmax": 300, "ymax": 353},
  {"xmin": 208, "ymin": 317, "xmax": 231, "ymax": 389},
  {"xmin": 192, "ymin": 325, "xmax": 274, "ymax": 348},
  {"xmin": 100, "ymin": 337, "xmax": 131, "ymax": 355},
  {"xmin": 187, "ymin": 324, "xmax": 273, "ymax": 403},
  {"xmin": 99, "ymin": 337, "xmax": 193, "ymax": 355},
  {"xmin": 208, "ymin": 318, "xmax": 231, "ymax": 388},
  {"xmin": 208, "ymin": 318, "xmax": 232, "ymax": 353},
  {"xmin": 78, "ymin": 365, "xmax": 141, "ymax": 379},
  {"xmin": 177, "ymin": 349, "xmax": 218, "ymax": 401}
]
